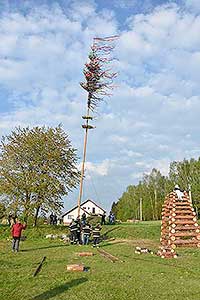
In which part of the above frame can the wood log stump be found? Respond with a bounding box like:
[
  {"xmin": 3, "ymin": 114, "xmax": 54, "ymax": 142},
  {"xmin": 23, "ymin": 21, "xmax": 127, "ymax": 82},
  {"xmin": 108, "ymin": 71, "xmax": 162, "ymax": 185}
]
[
  {"xmin": 77, "ymin": 252, "xmax": 94, "ymax": 257},
  {"xmin": 66, "ymin": 264, "xmax": 85, "ymax": 271}
]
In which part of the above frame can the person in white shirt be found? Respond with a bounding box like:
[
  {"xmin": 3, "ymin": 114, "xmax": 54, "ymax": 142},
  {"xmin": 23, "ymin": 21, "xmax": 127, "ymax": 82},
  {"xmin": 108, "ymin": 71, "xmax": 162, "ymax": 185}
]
[{"xmin": 174, "ymin": 184, "xmax": 184, "ymax": 200}]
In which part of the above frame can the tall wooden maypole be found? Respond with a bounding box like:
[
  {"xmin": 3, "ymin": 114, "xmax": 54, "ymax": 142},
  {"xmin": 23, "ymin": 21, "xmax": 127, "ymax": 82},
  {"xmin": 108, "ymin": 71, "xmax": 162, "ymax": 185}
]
[{"xmin": 77, "ymin": 36, "xmax": 118, "ymax": 217}]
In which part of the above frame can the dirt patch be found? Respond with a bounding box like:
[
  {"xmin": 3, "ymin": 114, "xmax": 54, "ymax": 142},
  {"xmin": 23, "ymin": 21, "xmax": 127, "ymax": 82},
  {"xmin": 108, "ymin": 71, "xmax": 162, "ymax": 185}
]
[{"xmin": 107, "ymin": 238, "xmax": 159, "ymax": 248}]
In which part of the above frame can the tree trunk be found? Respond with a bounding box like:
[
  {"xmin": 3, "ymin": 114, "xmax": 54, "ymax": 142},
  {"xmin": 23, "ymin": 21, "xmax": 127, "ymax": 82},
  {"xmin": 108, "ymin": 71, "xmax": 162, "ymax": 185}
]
[
  {"xmin": 150, "ymin": 195, "xmax": 155, "ymax": 220},
  {"xmin": 154, "ymin": 188, "xmax": 158, "ymax": 220},
  {"xmin": 34, "ymin": 206, "xmax": 40, "ymax": 226},
  {"xmin": 24, "ymin": 191, "xmax": 30, "ymax": 223}
]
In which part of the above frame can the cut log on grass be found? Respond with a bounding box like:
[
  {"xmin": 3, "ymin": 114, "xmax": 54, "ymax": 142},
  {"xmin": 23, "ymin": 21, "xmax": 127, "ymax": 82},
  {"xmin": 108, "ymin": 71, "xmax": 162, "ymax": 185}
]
[
  {"xmin": 174, "ymin": 239, "xmax": 199, "ymax": 245},
  {"xmin": 66, "ymin": 264, "xmax": 85, "ymax": 271},
  {"xmin": 33, "ymin": 256, "xmax": 46, "ymax": 277},
  {"xmin": 77, "ymin": 252, "xmax": 94, "ymax": 257}
]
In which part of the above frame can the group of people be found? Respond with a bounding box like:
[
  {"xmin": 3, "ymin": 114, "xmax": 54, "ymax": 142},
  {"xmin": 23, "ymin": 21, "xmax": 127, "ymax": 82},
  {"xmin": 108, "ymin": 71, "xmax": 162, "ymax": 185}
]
[
  {"xmin": 69, "ymin": 215, "xmax": 102, "ymax": 247},
  {"xmin": 49, "ymin": 213, "xmax": 58, "ymax": 225},
  {"xmin": 10, "ymin": 211, "xmax": 111, "ymax": 252}
]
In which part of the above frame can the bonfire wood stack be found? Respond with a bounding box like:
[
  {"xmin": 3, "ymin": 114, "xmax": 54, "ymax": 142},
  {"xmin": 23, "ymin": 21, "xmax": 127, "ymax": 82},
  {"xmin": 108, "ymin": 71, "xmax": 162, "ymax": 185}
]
[{"xmin": 158, "ymin": 191, "xmax": 200, "ymax": 258}]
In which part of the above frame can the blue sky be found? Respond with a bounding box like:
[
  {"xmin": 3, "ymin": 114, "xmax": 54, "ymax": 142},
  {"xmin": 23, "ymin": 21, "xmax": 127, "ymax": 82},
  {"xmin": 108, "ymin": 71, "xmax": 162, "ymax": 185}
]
[{"xmin": 0, "ymin": 0, "xmax": 200, "ymax": 213}]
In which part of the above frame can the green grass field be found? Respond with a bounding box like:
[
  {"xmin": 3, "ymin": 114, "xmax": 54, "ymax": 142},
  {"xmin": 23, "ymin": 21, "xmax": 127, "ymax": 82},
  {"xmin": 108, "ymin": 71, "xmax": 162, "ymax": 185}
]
[{"xmin": 1, "ymin": 222, "xmax": 200, "ymax": 300}]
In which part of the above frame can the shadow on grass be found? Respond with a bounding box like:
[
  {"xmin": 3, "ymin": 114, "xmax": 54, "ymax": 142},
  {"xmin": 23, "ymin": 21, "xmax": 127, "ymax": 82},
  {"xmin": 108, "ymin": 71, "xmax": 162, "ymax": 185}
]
[
  {"xmin": 32, "ymin": 278, "xmax": 88, "ymax": 300},
  {"xmin": 21, "ymin": 244, "xmax": 67, "ymax": 252}
]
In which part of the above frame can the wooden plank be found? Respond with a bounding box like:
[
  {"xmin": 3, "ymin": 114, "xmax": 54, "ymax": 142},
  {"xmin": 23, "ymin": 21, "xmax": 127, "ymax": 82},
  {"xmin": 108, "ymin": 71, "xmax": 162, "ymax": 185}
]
[
  {"xmin": 174, "ymin": 215, "xmax": 195, "ymax": 219},
  {"xmin": 175, "ymin": 210, "xmax": 195, "ymax": 214},
  {"xmin": 175, "ymin": 226, "xmax": 199, "ymax": 231},
  {"xmin": 173, "ymin": 220, "xmax": 196, "ymax": 225},
  {"xmin": 174, "ymin": 239, "xmax": 199, "ymax": 245},
  {"xmin": 171, "ymin": 232, "xmax": 198, "ymax": 237},
  {"xmin": 97, "ymin": 249, "xmax": 121, "ymax": 263},
  {"xmin": 33, "ymin": 256, "xmax": 46, "ymax": 277}
]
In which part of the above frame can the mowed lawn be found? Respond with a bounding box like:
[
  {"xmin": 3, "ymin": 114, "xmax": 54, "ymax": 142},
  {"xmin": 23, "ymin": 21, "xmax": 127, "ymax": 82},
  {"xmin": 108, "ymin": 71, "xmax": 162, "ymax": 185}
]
[{"xmin": 1, "ymin": 222, "xmax": 200, "ymax": 300}]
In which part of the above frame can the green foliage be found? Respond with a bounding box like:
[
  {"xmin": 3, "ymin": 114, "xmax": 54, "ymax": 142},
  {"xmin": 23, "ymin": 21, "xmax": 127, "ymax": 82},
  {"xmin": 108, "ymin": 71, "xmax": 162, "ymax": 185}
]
[
  {"xmin": 169, "ymin": 158, "xmax": 200, "ymax": 212},
  {"xmin": 86, "ymin": 214, "xmax": 101, "ymax": 226},
  {"xmin": 110, "ymin": 201, "xmax": 118, "ymax": 215},
  {"xmin": 0, "ymin": 125, "xmax": 80, "ymax": 223},
  {"xmin": 114, "ymin": 169, "xmax": 169, "ymax": 221},
  {"xmin": 115, "ymin": 157, "xmax": 200, "ymax": 221}
]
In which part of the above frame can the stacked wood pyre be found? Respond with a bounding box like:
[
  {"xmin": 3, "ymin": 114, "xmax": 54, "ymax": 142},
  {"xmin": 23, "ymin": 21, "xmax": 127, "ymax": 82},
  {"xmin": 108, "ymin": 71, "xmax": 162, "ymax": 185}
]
[{"xmin": 158, "ymin": 191, "xmax": 200, "ymax": 258}]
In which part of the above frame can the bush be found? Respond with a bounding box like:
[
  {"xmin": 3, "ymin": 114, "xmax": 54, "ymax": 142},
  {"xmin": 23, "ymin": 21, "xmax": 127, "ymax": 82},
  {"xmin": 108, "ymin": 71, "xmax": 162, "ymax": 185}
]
[{"xmin": 86, "ymin": 215, "xmax": 101, "ymax": 226}]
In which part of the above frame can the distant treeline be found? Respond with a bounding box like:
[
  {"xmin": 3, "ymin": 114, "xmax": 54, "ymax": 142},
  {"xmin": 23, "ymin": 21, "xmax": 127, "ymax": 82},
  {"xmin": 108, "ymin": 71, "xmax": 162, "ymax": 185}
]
[{"xmin": 111, "ymin": 158, "xmax": 200, "ymax": 221}]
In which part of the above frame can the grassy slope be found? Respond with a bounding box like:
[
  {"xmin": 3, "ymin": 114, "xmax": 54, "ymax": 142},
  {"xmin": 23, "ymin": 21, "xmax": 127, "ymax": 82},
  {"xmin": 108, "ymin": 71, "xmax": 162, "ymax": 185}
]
[{"xmin": 0, "ymin": 222, "xmax": 200, "ymax": 300}]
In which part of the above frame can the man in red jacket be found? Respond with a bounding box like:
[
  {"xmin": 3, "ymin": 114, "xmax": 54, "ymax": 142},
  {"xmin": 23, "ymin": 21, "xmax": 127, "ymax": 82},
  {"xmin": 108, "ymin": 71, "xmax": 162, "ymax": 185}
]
[{"xmin": 11, "ymin": 219, "xmax": 27, "ymax": 252}]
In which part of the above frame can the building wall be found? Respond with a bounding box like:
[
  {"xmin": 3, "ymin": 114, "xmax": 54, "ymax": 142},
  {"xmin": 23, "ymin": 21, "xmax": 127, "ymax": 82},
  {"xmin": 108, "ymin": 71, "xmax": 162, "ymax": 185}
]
[
  {"xmin": 63, "ymin": 200, "xmax": 105, "ymax": 225},
  {"xmin": 81, "ymin": 200, "xmax": 105, "ymax": 215},
  {"xmin": 63, "ymin": 207, "xmax": 85, "ymax": 225}
]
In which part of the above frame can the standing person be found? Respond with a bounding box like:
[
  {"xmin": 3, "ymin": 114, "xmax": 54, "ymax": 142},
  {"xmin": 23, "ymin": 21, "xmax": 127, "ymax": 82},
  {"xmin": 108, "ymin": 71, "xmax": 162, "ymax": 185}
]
[
  {"xmin": 81, "ymin": 212, "xmax": 87, "ymax": 226},
  {"xmin": 53, "ymin": 214, "xmax": 57, "ymax": 225},
  {"xmin": 101, "ymin": 213, "xmax": 106, "ymax": 225},
  {"xmin": 75, "ymin": 217, "xmax": 82, "ymax": 244},
  {"xmin": 69, "ymin": 219, "xmax": 78, "ymax": 244},
  {"xmin": 174, "ymin": 185, "xmax": 184, "ymax": 200},
  {"xmin": 109, "ymin": 212, "xmax": 113, "ymax": 224},
  {"xmin": 92, "ymin": 224, "xmax": 101, "ymax": 248},
  {"xmin": 8, "ymin": 213, "xmax": 12, "ymax": 226},
  {"xmin": 111, "ymin": 213, "xmax": 115, "ymax": 224},
  {"xmin": 82, "ymin": 222, "xmax": 91, "ymax": 245},
  {"xmin": 11, "ymin": 218, "xmax": 27, "ymax": 252},
  {"xmin": 49, "ymin": 213, "xmax": 54, "ymax": 225}
]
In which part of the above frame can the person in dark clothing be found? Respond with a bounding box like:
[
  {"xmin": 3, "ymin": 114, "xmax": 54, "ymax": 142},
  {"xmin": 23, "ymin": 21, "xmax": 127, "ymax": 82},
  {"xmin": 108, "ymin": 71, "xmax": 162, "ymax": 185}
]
[
  {"xmin": 11, "ymin": 219, "xmax": 27, "ymax": 252},
  {"xmin": 92, "ymin": 224, "xmax": 101, "ymax": 248},
  {"xmin": 75, "ymin": 217, "xmax": 82, "ymax": 244},
  {"xmin": 53, "ymin": 214, "xmax": 57, "ymax": 225},
  {"xmin": 109, "ymin": 212, "xmax": 115, "ymax": 224},
  {"xmin": 82, "ymin": 222, "xmax": 91, "ymax": 245},
  {"xmin": 13, "ymin": 215, "xmax": 17, "ymax": 224},
  {"xmin": 69, "ymin": 219, "xmax": 78, "ymax": 244},
  {"xmin": 81, "ymin": 212, "xmax": 87, "ymax": 226},
  {"xmin": 101, "ymin": 213, "xmax": 106, "ymax": 225},
  {"xmin": 8, "ymin": 213, "xmax": 13, "ymax": 226},
  {"xmin": 49, "ymin": 213, "xmax": 54, "ymax": 225}
]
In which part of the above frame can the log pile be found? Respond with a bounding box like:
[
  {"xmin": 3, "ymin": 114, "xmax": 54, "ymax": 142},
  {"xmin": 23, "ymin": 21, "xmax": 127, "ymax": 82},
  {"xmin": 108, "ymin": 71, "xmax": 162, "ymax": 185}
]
[{"xmin": 158, "ymin": 191, "xmax": 200, "ymax": 258}]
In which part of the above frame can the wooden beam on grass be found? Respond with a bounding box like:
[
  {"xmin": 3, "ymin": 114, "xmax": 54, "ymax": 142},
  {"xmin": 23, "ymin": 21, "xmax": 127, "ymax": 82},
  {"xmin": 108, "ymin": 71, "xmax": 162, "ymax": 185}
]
[{"xmin": 33, "ymin": 256, "xmax": 46, "ymax": 277}]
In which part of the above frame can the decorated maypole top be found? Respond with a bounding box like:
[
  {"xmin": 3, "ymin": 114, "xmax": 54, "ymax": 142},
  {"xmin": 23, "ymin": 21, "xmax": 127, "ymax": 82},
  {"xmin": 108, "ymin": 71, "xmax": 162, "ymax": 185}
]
[
  {"xmin": 77, "ymin": 36, "xmax": 118, "ymax": 217},
  {"xmin": 80, "ymin": 35, "xmax": 118, "ymax": 111}
]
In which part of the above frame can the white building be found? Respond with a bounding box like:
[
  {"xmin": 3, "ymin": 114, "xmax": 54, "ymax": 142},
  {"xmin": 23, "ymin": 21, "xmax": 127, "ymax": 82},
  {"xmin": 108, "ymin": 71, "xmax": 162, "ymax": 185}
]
[{"xmin": 62, "ymin": 199, "xmax": 106, "ymax": 225}]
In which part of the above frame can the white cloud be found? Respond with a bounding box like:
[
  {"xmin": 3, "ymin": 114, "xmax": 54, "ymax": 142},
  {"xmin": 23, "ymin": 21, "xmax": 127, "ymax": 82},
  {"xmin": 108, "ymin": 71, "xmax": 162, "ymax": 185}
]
[
  {"xmin": 1, "ymin": 1, "xmax": 200, "ymax": 212},
  {"xmin": 84, "ymin": 160, "xmax": 111, "ymax": 176},
  {"xmin": 185, "ymin": 0, "xmax": 200, "ymax": 12}
]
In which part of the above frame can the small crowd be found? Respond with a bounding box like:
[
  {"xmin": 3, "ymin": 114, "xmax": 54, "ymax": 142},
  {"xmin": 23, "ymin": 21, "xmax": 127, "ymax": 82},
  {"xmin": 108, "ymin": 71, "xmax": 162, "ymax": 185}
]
[
  {"xmin": 69, "ymin": 213, "xmax": 102, "ymax": 247},
  {"xmin": 10, "ymin": 211, "xmax": 116, "ymax": 252}
]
